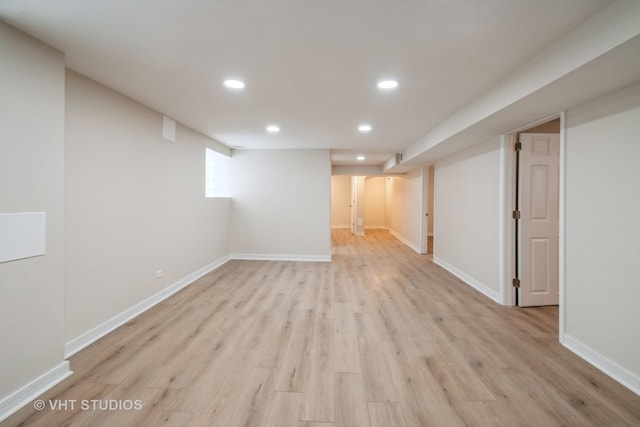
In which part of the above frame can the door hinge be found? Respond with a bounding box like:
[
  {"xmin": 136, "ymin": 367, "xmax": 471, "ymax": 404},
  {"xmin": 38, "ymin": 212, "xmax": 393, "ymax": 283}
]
[
  {"xmin": 512, "ymin": 278, "xmax": 521, "ymax": 288},
  {"xmin": 515, "ymin": 142, "xmax": 522, "ymax": 151},
  {"xmin": 512, "ymin": 210, "xmax": 521, "ymax": 220}
]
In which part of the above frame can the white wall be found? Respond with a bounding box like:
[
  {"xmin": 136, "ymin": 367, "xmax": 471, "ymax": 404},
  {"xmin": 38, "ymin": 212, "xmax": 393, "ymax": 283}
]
[
  {"xmin": 387, "ymin": 169, "xmax": 423, "ymax": 252},
  {"xmin": 0, "ymin": 21, "xmax": 67, "ymax": 409},
  {"xmin": 331, "ymin": 175, "xmax": 351, "ymax": 228},
  {"xmin": 402, "ymin": 0, "xmax": 640, "ymax": 166},
  {"xmin": 564, "ymin": 83, "xmax": 640, "ymax": 390},
  {"xmin": 434, "ymin": 138, "xmax": 501, "ymax": 302},
  {"xmin": 65, "ymin": 71, "xmax": 231, "ymax": 344},
  {"xmin": 332, "ymin": 165, "xmax": 383, "ymax": 176},
  {"xmin": 364, "ymin": 177, "xmax": 386, "ymax": 229},
  {"xmin": 230, "ymin": 149, "xmax": 331, "ymax": 260}
]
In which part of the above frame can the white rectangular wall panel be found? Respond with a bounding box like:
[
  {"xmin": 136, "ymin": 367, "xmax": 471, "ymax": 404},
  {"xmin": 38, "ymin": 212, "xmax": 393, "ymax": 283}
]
[
  {"xmin": 162, "ymin": 116, "xmax": 176, "ymax": 141},
  {"xmin": 0, "ymin": 212, "xmax": 46, "ymax": 263}
]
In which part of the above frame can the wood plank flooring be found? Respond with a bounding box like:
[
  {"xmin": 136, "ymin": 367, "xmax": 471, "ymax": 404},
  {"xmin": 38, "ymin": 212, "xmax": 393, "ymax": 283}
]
[{"xmin": 4, "ymin": 229, "xmax": 639, "ymax": 426}]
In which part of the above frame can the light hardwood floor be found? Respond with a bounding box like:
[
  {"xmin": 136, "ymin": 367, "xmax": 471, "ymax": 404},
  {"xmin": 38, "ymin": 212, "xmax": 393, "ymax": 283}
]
[{"xmin": 4, "ymin": 229, "xmax": 639, "ymax": 426}]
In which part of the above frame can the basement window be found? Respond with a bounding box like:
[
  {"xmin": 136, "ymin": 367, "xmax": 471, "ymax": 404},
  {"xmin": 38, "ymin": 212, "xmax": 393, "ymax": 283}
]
[{"xmin": 205, "ymin": 148, "xmax": 230, "ymax": 197}]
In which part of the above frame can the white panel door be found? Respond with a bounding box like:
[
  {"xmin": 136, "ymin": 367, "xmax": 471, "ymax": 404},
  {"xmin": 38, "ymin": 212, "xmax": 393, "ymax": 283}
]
[
  {"xmin": 351, "ymin": 176, "xmax": 357, "ymax": 234},
  {"xmin": 519, "ymin": 133, "xmax": 559, "ymax": 307}
]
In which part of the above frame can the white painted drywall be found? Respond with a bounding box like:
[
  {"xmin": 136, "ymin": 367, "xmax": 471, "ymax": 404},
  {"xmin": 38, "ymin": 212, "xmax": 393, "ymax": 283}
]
[
  {"xmin": 364, "ymin": 177, "xmax": 386, "ymax": 229},
  {"xmin": 434, "ymin": 138, "xmax": 501, "ymax": 296},
  {"xmin": 331, "ymin": 175, "xmax": 351, "ymax": 228},
  {"xmin": 0, "ymin": 21, "xmax": 66, "ymax": 404},
  {"xmin": 402, "ymin": 0, "xmax": 640, "ymax": 165},
  {"xmin": 387, "ymin": 168, "xmax": 423, "ymax": 252},
  {"xmin": 564, "ymin": 82, "xmax": 640, "ymax": 385},
  {"xmin": 65, "ymin": 71, "xmax": 231, "ymax": 342},
  {"xmin": 331, "ymin": 165, "xmax": 384, "ymax": 176},
  {"xmin": 229, "ymin": 149, "xmax": 331, "ymax": 260}
]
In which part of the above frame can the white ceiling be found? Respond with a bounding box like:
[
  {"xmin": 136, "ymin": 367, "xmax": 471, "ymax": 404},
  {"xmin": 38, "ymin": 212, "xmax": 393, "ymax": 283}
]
[{"xmin": 0, "ymin": 0, "xmax": 612, "ymax": 165}]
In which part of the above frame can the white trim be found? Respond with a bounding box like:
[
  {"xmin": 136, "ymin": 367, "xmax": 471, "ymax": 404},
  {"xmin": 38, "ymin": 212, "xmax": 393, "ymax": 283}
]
[
  {"xmin": 558, "ymin": 110, "xmax": 567, "ymax": 340},
  {"xmin": 230, "ymin": 253, "xmax": 331, "ymax": 262},
  {"xmin": 0, "ymin": 361, "xmax": 72, "ymax": 423},
  {"xmin": 505, "ymin": 132, "xmax": 518, "ymax": 307},
  {"xmin": 504, "ymin": 112, "xmax": 560, "ymax": 135},
  {"xmin": 419, "ymin": 166, "xmax": 428, "ymax": 255},
  {"xmin": 64, "ymin": 255, "xmax": 230, "ymax": 358},
  {"xmin": 562, "ymin": 334, "xmax": 640, "ymax": 397},
  {"xmin": 331, "ymin": 225, "xmax": 351, "ymax": 229},
  {"xmin": 433, "ymin": 256, "xmax": 501, "ymax": 304},
  {"xmin": 498, "ymin": 134, "xmax": 510, "ymax": 306},
  {"xmin": 388, "ymin": 229, "xmax": 421, "ymax": 254}
]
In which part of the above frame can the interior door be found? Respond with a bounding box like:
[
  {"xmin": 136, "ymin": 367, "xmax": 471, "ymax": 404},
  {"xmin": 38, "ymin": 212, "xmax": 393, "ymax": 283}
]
[
  {"xmin": 518, "ymin": 133, "xmax": 560, "ymax": 307},
  {"xmin": 350, "ymin": 176, "xmax": 356, "ymax": 234},
  {"xmin": 420, "ymin": 166, "xmax": 429, "ymax": 254}
]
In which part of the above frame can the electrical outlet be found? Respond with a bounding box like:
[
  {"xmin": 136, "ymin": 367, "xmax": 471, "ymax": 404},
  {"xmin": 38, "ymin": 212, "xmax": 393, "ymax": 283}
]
[{"xmin": 155, "ymin": 269, "xmax": 164, "ymax": 279}]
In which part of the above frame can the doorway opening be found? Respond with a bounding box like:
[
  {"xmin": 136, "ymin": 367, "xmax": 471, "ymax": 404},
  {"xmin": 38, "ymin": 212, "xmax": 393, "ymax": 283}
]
[
  {"xmin": 507, "ymin": 117, "xmax": 561, "ymax": 308},
  {"xmin": 419, "ymin": 165, "xmax": 435, "ymax": 256},
  {"xmin": 427, "ymin": 165, "xmax": 434, "ymax": 255},
  {"xmin": 330, "ymin": 175, "xmax": 388, "ymax": 236}
]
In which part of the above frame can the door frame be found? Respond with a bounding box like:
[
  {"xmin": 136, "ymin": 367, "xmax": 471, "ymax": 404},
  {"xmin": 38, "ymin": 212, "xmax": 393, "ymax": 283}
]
[
  {"xmin": 498, "ymin": 112, "xmax": 567, "ymax": 336},
  {"xmin": 419, "ymin": 165, "xmax": 429, "ymax": 255}
]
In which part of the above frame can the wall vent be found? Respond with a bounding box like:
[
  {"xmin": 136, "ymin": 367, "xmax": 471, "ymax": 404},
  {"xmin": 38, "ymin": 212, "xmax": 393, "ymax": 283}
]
[{"xmin": 162, "ymin": 116, "xmax": 176, "ymax": 141}]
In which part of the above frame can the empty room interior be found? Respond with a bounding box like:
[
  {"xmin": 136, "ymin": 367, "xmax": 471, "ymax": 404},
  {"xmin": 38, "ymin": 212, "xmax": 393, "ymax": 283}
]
[{"xmin": 1, "ymin": 1, "xmax": 640, "ymax": 426}]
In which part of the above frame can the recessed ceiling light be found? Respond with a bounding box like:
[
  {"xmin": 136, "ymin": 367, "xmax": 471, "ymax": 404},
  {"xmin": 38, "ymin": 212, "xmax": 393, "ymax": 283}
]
[
  {"xmin": 357, "ymin": 155, "xmax": 365, "ymax": 161},
  {"xmin": 358, "ymin": 124, "xmax": 372, "ymax": 133},
  {"xmin": 377, "ymin": 80, "xmax": 398, "ymax": 90},
  {"xmin": 223, "ymin": 79, "xmax": 245, "ymax": 89},
  {"xmin": 266, "ymin": 125, "xmax": 280, "ymax": 133}
]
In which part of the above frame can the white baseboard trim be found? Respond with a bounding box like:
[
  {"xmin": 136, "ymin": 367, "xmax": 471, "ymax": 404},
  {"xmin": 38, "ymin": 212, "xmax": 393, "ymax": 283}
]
[
  {"xmin": 65, "ymin": 255, "xmax": 230, "ymax": 358},
  {"xmin": 388, "ymin": 229, "xmax": 421, "ymax": 254},
  {"xmin": 0, "ymin": 361, "xmax": 72, "ymax": 423},
  {"xmin": 561, "ymin": 334, "xmax": 640, "ymax": 396},
  {"xmin": 230, "ymin": 253, "xmax": 331, "ymax": 262},
  {"xmin": 433, "ymin": 256, "xmax": 501, "ymax": 304}
]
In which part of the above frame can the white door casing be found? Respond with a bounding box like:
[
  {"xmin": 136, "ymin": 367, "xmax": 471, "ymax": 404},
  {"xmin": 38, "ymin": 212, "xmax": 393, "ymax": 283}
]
[{"xmin": 519, "ymin": 133, "xmax": 560, "ymax": 307}]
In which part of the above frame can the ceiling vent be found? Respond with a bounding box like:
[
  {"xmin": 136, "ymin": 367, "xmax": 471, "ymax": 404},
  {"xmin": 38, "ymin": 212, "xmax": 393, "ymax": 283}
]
[{"xmin": 383, "ymin": 153, "xmax": 404, "ymax": 172}]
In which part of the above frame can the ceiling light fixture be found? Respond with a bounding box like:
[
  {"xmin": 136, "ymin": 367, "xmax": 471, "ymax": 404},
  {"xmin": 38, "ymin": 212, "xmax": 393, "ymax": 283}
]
[
  {"xmin": 377, "ymin": 80, "xmax": 398, "ymax": 90},
  {"xmin": 358, "ymin": 124, "xmax": 372, "ymax": 133},
  {"xmin": 357, "ymin": 155, "xmax": 365, "ymax": 161},
  {"xmin": 266, "ymin": 125, "xmax": 280, "ymax": 133},
  {"xmin": 223, "ymin": 79, "xmax": 245, "ymax": 89}
]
